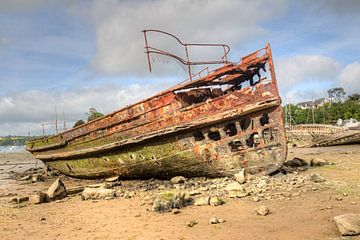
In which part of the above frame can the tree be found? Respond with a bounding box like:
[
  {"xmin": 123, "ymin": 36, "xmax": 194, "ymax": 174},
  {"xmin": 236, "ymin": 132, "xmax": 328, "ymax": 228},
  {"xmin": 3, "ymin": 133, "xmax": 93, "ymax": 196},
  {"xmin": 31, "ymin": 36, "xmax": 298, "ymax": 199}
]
[
  {"xmin": 348, "ymin": 93, "xmax": 360, "ymax": 101},
  {"xmin": 87, "ymin": 107, "xmax": 104, "ymax": 122},
  {"xmin": 73, "ymin": 119, "xmax": 85, "ymax": 128},
  {"xmin": 328, "ymin": 87, "xmax": 346, "ymax": 103}
]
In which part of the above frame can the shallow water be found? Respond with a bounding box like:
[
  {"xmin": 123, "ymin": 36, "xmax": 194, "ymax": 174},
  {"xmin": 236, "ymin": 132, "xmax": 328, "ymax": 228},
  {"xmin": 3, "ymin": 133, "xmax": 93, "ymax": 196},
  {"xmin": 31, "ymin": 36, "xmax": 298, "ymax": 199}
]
[{"xmin": 0, "ymin": 146, "xmax": 25, "ymax": 153}]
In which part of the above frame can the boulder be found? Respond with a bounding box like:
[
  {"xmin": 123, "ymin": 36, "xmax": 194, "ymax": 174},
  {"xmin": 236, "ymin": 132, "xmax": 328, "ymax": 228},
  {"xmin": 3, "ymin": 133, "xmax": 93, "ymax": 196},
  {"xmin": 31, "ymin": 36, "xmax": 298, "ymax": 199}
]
[
  {"xmin": 170, "ymin": 176, "xmax": 186, "ymax": 184},
  {"xmin": 81, "ymin": 188, "xmax": 116, "ymax": 200},
  {"xmin": 29, "ymin": 192, "xmax": 47, "ymax": 204},
  {"xmin": 310, "ymin": 173, "xmax": 325, "ymax": 183},
  {"xmin": 234, "ymin": 169, "xmax": 246, "ymax": 184},
  {"xmin": 225, "ymin": 182, "xmax": 249, "ymax": 198},
  {"xmin": 255, "ymin": 205, "xmax": 270, "ymax": 216},
  {"xmin": 47, "ymin": 178, "xmax": 67, "ymax": 201},
  {"xmin": 152, "ymin": 190, "xmax": 190, "ymax": 212},
  {"xmin": 194, "ymin": 196, "xmax": 210, "ymax": 206},
  {"xmin": 334, "ymin": 214, "xmax": 360, "ymax": 236}
]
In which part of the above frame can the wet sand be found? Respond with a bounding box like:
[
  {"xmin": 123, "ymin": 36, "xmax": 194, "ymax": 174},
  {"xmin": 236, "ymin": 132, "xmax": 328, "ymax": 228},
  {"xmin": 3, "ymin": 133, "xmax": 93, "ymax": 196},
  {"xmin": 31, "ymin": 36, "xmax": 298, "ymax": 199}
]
[{"xmin": 1, "ymin": 145, "xmax": 360, "ymax": 240}]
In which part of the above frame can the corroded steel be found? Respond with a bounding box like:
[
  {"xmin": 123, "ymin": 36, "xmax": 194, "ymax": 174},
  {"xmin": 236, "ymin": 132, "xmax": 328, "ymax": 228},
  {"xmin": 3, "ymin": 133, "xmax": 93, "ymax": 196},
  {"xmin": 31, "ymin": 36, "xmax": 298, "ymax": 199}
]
[{"xmin": 26, "ymin": 35, "xmax": 287, "ymax": 179}]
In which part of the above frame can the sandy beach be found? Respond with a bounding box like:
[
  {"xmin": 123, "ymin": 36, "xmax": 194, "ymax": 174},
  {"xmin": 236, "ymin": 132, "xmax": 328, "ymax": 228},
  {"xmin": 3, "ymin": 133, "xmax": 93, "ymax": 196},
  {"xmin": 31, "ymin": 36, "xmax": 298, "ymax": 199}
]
[{"xmin": 0, "ymin": 146, "xmax": 360, "ymax": 240}]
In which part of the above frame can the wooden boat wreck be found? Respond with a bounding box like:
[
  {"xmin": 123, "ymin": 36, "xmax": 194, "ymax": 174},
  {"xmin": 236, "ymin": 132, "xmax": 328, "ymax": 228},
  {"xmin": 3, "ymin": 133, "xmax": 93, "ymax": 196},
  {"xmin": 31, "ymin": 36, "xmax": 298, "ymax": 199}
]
[
  {"xmin": 26, "ymin": 30, "xmax": 287, "ymax": 179},
  {"xmin": 286, "ymin": 124, "xmax": 360, "ymax": 147}
]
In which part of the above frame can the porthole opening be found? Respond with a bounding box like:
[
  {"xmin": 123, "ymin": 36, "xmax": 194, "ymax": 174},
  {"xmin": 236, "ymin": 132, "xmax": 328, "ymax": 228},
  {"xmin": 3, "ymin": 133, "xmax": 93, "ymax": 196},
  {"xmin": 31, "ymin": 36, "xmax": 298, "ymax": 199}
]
[
  {"xmin": 208, "ymin": 129, "xmax": 221, "ymax": 141},
  {"xmin": 193, "ymin": 131, "xmax": 205, "ymax": 141},
  {"xmin": 260, "ymin": 113, "xmax": 269, "ymax": 126},
  {"xmin": 224, "ymin": 123, "xmax": 237, "ymax": 136},
  {"xmin": 240, "ymin": 117, "xmax": 251, "ymax": 131}
]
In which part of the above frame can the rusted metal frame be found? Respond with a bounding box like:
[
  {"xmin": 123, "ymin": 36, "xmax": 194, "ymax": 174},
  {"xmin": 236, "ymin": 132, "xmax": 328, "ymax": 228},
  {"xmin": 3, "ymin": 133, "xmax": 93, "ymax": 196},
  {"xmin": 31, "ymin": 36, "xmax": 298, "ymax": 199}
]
[
  {"xmin": 143, "ymin": 30, "xmax": 152, "ymax": 72},
  {"xmin": 35, "ymin": 98, "xmax": 280, "ymax": 160},
  {"xmin": 142, "ymin": 29, "xmax": 230, "ymax": 79}
]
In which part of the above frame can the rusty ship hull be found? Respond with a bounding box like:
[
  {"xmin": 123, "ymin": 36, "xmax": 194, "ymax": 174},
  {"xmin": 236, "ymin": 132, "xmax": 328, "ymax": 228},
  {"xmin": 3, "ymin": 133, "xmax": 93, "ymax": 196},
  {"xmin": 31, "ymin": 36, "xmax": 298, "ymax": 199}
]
[{"xmin": 26, "ymin": 44, "xmax": 287, "ymax": 179}]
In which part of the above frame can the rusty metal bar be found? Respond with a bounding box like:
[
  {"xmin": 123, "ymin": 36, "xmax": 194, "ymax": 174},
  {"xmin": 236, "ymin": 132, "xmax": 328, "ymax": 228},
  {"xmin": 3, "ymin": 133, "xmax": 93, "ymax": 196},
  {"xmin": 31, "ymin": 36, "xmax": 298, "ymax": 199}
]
[{"xmin": 142, "ymin": 30, "xmax": 152, "ymax": 72}]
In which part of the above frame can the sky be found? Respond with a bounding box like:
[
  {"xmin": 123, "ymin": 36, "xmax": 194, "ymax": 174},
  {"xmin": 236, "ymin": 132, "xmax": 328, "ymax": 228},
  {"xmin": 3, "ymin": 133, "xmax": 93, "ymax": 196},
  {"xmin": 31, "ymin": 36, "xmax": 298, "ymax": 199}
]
[{"xmin": 0, "ymin": 0, "xmax": 360, "ymax": 136}]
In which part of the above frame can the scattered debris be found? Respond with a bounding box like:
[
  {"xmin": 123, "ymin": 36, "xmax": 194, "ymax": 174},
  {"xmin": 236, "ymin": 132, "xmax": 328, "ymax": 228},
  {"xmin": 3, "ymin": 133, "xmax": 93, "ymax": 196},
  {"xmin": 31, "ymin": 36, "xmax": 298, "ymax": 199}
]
[
  {"xmin": 334, "ymin": 214, "xmax": 360, "ymax": 236},
  {"xmin": 310, "ymin": 173, "xmax": 325, "ymax": 183},
  {"xmin": 105, "ymin": 176, "xmax": 119, "ymax": 182},
  {"xmin": 209, "ymin": 196, "xmax": 224, "ymax": 206},
  {"xmin": 234, "ymin": 169, "xmax": 246, "ymax": 184},
  {"xmin": 170, "ymin": 176, "xmax": 186, "ymax": 184},
  {"xmin": 255, "ymin": 205, "xmax": 270, "ymax": 216},
  {"xmin": 310, "ymin": 158, "xmax": 330, "ymax": 167},
  {"xmin": 194, "ymin": 196, "xmax": 210, "ymax": 206},
  {"xmin": 187, "ymin": 220, "xmax": 198, "ymax": 227},
  {"xmin": 46, "ymin": 178, "xmax": 67, "ymax": 201},
  {"xmin": 172, "ymin": 209, "xmax": 181, "ymax": 214},
  {"xmin": 152, "ymin": 190, "xmax": 191, "ymax": 212},
  {"xmin": 81, "ymin": 188, "xmax": 116, "ymax": 200},
  {"xmin": 10, "ymin": 196, "xmax": 29, "ymax": 204},
  {"xmin": 225, "ymin": 182, "xmax": 248, "ymax": 198},
  {"xmin": 29, "ymin": 192, "xmax": 47, "ymax": 204}
]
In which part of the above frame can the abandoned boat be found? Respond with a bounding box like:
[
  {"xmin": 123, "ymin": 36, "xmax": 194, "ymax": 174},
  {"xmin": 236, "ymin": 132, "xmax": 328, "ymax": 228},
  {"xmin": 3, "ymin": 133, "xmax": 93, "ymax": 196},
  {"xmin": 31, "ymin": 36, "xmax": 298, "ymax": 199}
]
[{"xmin": 26, "ymin": 30, "xmax": 287, "ymax": 179}]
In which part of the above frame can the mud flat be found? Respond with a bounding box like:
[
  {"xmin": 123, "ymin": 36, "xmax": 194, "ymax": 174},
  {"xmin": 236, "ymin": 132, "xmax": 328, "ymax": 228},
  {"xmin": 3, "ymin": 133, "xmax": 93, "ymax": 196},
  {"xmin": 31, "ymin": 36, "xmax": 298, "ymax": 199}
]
[{"xmin": 1, "ymin": 145, "xmax": 360, "ymax": 240}]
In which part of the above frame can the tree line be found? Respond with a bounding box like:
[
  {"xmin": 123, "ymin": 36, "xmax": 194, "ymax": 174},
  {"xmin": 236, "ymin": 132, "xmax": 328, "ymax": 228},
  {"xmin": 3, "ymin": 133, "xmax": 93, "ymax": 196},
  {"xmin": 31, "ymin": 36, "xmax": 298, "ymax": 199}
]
[{"xmin": 283, "ymin": 88, "xmax": 360, "ymax": 125}]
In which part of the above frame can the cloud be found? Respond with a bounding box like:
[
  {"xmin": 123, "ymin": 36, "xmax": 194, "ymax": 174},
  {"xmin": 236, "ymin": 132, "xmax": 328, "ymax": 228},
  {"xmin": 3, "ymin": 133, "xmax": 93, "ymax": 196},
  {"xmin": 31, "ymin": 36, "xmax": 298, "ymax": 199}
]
[
  {"xmin": 339, "ymin": 62, "xmax": 360, "ymax": 94},
  {"xmin": 0, "ymin": 84, "xmax": 159, "ymax": 136},
  {"xmin": 0, "ymin": 0, "xmax": 47, "ymax": 11},
  {"xmin": 276, "ymin": 55, "xmax": 341, "ymax": 92},
  {"xmin": 90, "ymin": 0, "xmax": 287, "ymax": 76}
]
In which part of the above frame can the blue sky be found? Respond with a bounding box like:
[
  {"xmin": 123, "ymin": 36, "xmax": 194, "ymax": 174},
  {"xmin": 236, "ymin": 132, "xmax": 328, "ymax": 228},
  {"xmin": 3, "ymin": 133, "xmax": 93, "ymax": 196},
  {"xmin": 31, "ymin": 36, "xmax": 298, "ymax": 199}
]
[{"xmin": 0, "ymin": 0, "xmax": 360, "ymax": 135}]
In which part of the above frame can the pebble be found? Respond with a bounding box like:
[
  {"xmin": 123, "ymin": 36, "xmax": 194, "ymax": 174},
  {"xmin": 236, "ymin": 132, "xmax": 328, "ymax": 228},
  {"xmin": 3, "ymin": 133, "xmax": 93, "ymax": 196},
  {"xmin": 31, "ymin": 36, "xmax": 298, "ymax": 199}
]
[
  {"xmin": 187, "ymin": 220, "xmax": 198, "ymax": 227},
  {"xmin": 255, "ymin": 205, "xmax": 270, "ymax": 216}
]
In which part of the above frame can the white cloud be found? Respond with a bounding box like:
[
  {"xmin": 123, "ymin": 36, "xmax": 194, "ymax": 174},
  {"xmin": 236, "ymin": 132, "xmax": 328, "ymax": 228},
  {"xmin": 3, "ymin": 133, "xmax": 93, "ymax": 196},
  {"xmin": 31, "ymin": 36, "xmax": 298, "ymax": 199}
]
[
  {"xmin": 339, "ymin": 62, "xmax": 360, "ymax": 94},
  {"xmin": 276, "ymin": 55, "xmax": 340, "ymax": 92},
  {"xmin": 0, "ymin": 84, "xmax": 159, "ymax": 136},
  {"xmin": 90, "ymin": 0, "xmax": 287, "ymax": 75}
]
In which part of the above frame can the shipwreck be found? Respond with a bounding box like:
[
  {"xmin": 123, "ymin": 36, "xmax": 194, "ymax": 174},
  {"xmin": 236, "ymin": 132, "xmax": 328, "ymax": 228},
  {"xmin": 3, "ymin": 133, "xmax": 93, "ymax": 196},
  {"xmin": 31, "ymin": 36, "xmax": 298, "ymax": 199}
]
[{"xmin": 26, "ymin": 30, "xmax": 287, "ymax": 179}]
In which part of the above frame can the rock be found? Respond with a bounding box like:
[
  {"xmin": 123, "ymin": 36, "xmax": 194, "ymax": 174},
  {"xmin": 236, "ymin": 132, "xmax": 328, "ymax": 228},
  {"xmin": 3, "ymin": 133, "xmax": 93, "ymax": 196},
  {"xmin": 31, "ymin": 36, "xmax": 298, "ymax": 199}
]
[
  {"xmin": 170, "ymin": 176, "xmax": 186, "ymax": 184},
  {"xmin": 47, "ymin": 178, "xmax": 67, "ymax": 201},
  {"xmin": 105, "ymin": 176, "xmax": 119, "ymax": 182},
  {"xmin": 172, "ymin": 209, "xmax": 181, "ymax": 214},
  {"xmin": 189, "ymin": 190, "xmax": 201, "ymax": 196},
  {"xmin": 32, "ymin": 174, "xmax": 43, "ymax": 183},
  {"xmin": 284, "ymin": 157, "xmax": 308, "ymax": 167},
  {"xmin": 29, "ymin": 192, "xmax": 47, "ymax": 204},
  {"xmin": 10, "ymin": 196, "xmax": 29, "ymax": 204},
  {"xmin": 234, "ymin": 169, "xmax": 246, "ymax": 184},
  {"xmin": 187, "ymin": 220, "xmax": 198, "ymax": 227},
  {"xmin": 210, "ymin": 216, "xmax": 220, "ymax": 224},
  {"xmin": 209, "ymin": 196, "xmax": 224, "ymax": 206},
  {"xmin": 81, "ymin": 188, "xmax": 116, "ymax": 200},
  {"xmin": 255, "ymin": 205, "xmax": 270, "ymax": 216},
  {"xmin": 19, "ymin": 174, "xmax": 31, "ymax": 181},
  {"xmin": 310, "ymin": 173, "xmax": 325, "ymax": 183},
  {"xmin": 311, "ymin": 157, "xmax": 329, "ymax": 167},
  {"xmin": 225, "ymin": 182, "xmax": 249, "ymax": 198},
  {"xmin": 152, "ymin": 190, "xmax": 190, "ymax": 212},
  {"xmin": 334, "ymin": 214, "xmax": 360, "ymax": 236},
  {"xmin": 194, "ymin": 196, "xmax": 210, "ymax": 206}
]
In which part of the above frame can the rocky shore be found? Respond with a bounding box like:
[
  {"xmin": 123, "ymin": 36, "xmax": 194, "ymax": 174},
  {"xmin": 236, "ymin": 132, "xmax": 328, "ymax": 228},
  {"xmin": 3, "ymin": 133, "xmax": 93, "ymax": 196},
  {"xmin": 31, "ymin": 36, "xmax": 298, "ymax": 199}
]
[{"xmin": 1, "ymin": 145, "xmax": 360, "ymax": 240}]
